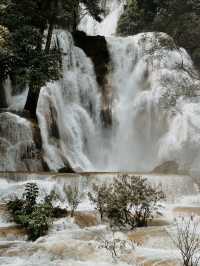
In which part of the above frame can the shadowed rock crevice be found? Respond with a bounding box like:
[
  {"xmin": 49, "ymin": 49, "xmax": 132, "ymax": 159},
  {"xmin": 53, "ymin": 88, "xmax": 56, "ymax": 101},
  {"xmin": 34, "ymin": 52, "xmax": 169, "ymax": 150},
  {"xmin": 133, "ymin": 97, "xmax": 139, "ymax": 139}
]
[{"xmin": 73, "ymin": 31, "xmax": 112, "ymax": 128}]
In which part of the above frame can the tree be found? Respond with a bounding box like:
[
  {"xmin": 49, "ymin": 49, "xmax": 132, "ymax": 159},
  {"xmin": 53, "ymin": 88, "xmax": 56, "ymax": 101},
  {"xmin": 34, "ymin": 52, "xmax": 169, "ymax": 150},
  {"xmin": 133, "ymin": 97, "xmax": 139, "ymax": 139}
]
[
  {"xmin": 88, "ymin": 183, "xmax": 110, "ymax": 220},
  {"xmin": 117, "ymin": 0, "xmax": 200, "ymax": 70},
  {"xmin": 89, "ymin": 175, "xmax": 165, "ymax": 229},
  {"xmin": 171, "ymin": 216, "xmax": 200, "ymax": 266},
  {"xmin": 0, "ymin": 0, "xmax": 62, "ymax": 117},
  {"xmin": 0, "ymin": 0, "xmax": 103, "ymax": 118},
  {"xmin": 0, "ymin": 25, "xmax": 13, "ymax": 107},
  {"xmin": 63, "ymin": 184, "xmax": 83, "ymax": 217},
  {"xmin": 7, "ymin": 183, "xmax": 67, "ymax": 240},
  {"xmin": 117, "ymin": 0, "xmax": 157, "ymax": 36}
]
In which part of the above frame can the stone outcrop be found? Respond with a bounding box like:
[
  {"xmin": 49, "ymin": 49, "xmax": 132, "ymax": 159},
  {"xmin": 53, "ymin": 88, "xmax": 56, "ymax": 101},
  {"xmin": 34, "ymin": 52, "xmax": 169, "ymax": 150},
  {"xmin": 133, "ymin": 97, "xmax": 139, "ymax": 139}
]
[
  {"xmin": 152, "ymin": 161, "xmax": 180, "ymax": 175},
  {"xmin": 73, "ymin": 31, "xmax": 112, "ymax": 127},
  {"xmin": 73, "ymin": 31, "xmax": 110, "ymax": 87}
]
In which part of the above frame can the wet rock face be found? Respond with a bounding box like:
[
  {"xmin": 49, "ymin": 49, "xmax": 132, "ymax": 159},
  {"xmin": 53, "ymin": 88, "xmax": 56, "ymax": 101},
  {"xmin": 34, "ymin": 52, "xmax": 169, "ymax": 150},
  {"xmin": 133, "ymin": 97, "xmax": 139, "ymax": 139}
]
[
  {"xmin": 73, "ymin": 31, "xmax": 110, "ymax": 88},
  {"xmin": 0, "ymin": 112, "xmax": 44, "ymax": 171},
  {"xmin": 152, "ymin": 161, "xmax": 180, "ymax": 175},
  {"xmin": 73, "ymin": 31, "xmax": 112, "ymax": 127}
]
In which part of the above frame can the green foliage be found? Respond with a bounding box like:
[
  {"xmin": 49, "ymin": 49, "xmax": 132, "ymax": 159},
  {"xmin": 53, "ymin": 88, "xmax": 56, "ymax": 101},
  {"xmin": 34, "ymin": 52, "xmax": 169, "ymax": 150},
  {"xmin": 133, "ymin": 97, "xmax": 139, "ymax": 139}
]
[
  {"xmin": 89, "ymin": 175, "xmax": 165, "ymax": 229},
  {"xmin": 88, "ymin": 183, "xmax": 110, "ymax": 220},
  {"xmin": 0, "ymin": 0, "xmax": 104, "ymax": 113},
  {"xmin": 0, "ymin": 0, "xmax": 62, "ymax": 95},
  {"xmin": 63, "ymin": 184, "xmax": 82, "ymax": 217},
  {"xmin": 117, "ymin": 0, "xmax": 156, "ymax": 36},
  {"xmin": 7, "ymin": 183, "xmax": 63, "ymax": 241},
  {"xmin": 117, "ymin": 0, "xmax": 200, "ymax": 70},
  {"xmin": 23, "ymin": 183, "xmax": 39, "ymax": 208},
  {"xmin": 26, "ymin": 203, "xmax": 53, "ymax": 241}
]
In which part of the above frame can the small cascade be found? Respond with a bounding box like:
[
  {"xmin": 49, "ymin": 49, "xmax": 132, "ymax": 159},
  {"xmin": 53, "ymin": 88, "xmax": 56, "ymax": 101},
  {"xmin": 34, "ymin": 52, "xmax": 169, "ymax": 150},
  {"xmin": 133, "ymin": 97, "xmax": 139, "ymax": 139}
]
[
  {"xmin": 79, "ymin": 0, "xmax": 125, "ymax": 36},
  {"xmin": 0, "ymin": 112, "xmax": 43, "ymax": 171},
  {"xmin": 37, "ymin": 31, "xmax": 102, "ymax": 172},
  {"xmin": 3, "ymin": 78, "xmax": 28, "ymax": 112}
]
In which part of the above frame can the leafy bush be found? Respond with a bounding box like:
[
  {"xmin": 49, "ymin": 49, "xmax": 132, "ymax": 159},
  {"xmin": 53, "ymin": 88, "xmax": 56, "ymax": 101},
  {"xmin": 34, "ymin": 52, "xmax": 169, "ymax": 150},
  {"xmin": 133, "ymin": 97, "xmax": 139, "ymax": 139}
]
[
  {"xmin": 89, "ymin": 175, "xmax": 165, "ymax": 229},
  {"xmin": 63, "ymin": 184, "xmax": 82, "ymax": 217},
  {"xmin": 23, "ymin": 183, "xmax": 39, "ymax": 213},
  {"xmin": 7, "ymin": 182, "xmax": 65, "ymax": 241},
  {"xmin": 88, "ymin": 183, "xmax": 110, "ymax": 220}
]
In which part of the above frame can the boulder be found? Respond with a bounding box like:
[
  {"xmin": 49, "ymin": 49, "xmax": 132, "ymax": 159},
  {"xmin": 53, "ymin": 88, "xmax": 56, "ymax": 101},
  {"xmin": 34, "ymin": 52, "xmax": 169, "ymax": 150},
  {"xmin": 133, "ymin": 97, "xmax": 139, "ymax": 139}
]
[{"xmin": 152, "ymin": 161, "xmax": 180, "ymax": 174}]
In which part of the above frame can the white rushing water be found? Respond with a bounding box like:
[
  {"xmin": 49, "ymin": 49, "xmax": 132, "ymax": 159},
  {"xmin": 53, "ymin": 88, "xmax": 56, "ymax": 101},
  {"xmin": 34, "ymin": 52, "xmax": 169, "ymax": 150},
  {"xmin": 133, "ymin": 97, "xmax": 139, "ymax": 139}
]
[
  {"xmin": 103, "ymin": 33, "xmax": 200, "ymax": 172},
  {"xmin": 33, "ymin": 1, "xmax": 200, "ymax": 173},
  {"xmin": 1, "ymin": 0, "xmax": 200, "ymax": 174},
  {"xmin": 79, "ymin": 0, "xmax": 125, "ymax": 36},
  {"xmin": 37, "ymin": 31, "xmax": 102, "ymax": 172},
  {"xmin": 0, "ymin": 172, "xmax": 200, "ymax": 266}
]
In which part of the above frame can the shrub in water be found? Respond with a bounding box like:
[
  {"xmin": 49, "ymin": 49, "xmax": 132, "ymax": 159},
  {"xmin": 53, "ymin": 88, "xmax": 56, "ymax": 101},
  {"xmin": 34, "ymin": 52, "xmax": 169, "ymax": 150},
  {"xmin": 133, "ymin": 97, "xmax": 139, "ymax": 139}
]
[
  {"xmin": 7, "ymin": 183, "xmax": 60, "ymax": 240},
  {"xmin": 89, "ymin": 175, "xmax": 165, "ymax": 229}
]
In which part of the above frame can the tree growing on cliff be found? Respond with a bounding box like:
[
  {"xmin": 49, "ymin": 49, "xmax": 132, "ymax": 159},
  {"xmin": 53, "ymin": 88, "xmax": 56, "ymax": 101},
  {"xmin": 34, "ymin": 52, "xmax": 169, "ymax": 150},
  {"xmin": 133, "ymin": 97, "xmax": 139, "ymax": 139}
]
[
  {"xmin": 0, "ymin": 0, "xmax": 62, "ymax": 116},
  {"xmin": 0, "ymin": 0, "xmax": 103, "ymax": 118},
  {"xmin": 0, "ymin": 25, "xmax": 13, "ymax": 107},
  {"xmin": 117, "ymin": 0, "xmax": 200, "ymax": 70}
]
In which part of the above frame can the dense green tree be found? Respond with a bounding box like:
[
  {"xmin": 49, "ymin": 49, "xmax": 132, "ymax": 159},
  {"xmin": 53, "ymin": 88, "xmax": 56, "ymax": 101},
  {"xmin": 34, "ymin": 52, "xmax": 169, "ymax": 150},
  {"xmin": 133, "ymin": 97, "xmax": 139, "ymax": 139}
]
[
  {"xmin": 0, "ymin": 0, "xmax": 103, "ymax": 117},
  {"xmin": 153, "ymin": 0, "xmax": 200, "ymax": 69},
  {"xmin": 0, "ymin": 0, "xmax": 61, "ymax": 116},
  {"xmin": 0, "ymin": 25, "xmax": 13, "ymax": 107},
  {"xmin": 117, "ymin": 0, "xmax": 157, "ymax": 36},
  {"xmin": 89, "ymin": 175, "xmax": 165, "ymax": 229},
  {"xmin": 117, "ymin": 0, "xmax": 200, "ymax": 70}
]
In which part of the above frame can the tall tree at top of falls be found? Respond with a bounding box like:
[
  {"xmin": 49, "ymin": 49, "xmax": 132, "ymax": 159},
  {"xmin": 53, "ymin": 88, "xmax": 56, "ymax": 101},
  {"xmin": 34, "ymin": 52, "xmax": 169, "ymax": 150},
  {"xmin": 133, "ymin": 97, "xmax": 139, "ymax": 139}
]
[
  {"xmin": 117, "ymin": 0, "xmax": 200, "ymax": 70},
  {"xmin": 0, "ymin": 0, "xmax": 103, "ymax": 118},
  {"xmin": 0, "ymin": 0, "xmax": 62, "ymax": 116},
  {"xmin": 0, "ymin": 25, "xmax": 12, "ymax": 108}
]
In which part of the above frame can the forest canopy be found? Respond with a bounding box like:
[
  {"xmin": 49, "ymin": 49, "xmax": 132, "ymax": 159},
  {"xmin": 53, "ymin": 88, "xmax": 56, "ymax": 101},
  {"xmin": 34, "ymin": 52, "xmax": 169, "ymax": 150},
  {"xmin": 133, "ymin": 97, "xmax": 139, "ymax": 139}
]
[
  {"xmin": 0, "ymin": 0, "xmax": 103, "ymax": 116},
  {"xmin": 117, "ymin": 0, "xmax": 200, "ymax": 70}
]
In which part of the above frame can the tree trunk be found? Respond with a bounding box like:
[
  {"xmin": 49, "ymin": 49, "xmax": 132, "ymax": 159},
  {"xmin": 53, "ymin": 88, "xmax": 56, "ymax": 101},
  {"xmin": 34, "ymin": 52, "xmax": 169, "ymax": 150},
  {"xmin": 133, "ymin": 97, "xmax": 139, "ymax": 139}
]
[
  {"xmin": 24, "ymin": 87, "xmax": 40, "ymax": 120},
  {"xmin": 37, "ymin": 26, "xmax": 45, "ymax": 51},
  {"xmin": 73, "ymin": 2, "xmax": 79, "ymax": 32},
  {"xmin": 45, "ymin": 20, "xmax": 54, "ymax": 53},
  {"xmin": 0, "ymin": 80, "xmax": 8, "ymax": 108}
]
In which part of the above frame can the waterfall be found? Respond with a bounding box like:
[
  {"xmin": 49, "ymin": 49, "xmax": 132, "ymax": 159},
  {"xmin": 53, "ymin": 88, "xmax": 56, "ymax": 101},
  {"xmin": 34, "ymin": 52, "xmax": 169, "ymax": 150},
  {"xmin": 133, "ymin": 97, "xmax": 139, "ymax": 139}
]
[
  {"xmin": 37, "ymin": 30, "xmax": 200, "ymax": 174},
  {"xmin": 102, "ymin": 33, "xmax": 200, "ymax": 172},
  {"xmin": 3, "ymin": 78, "xmax": 28, "ymax": 111},
  {"xmin": 1, "ymin": 0, "xmax": 200, "ymax": 173},
  {"xmin": 37, "ymin": 31, "xmax": 102, "ymax": 172},
  {"xmin": 79, "ymin": 0, "xmax": 125, "ymax": 36}
]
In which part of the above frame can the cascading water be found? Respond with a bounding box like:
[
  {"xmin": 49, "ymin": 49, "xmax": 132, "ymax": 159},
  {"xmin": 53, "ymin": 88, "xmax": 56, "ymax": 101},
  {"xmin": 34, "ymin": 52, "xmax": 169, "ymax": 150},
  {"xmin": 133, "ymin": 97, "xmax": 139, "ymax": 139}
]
[
  {"xmin": 79, "ymin": 0, "xmax": 125, "ymax": 36},
  {"xmin": 37, "ymin": 31, "xmax": 102, "ymax": 172},
  {"xmin": 38, "ymin": 13, "xmax": 200, "ymax": 173},
  {"xmin": 1, "ymin": 0, "xmax": 200, "ymax": 174},
  {"xmin": 2, "ymin": 2, "xmax": 200, "ymax": 265},
  {"xmin": 102, "ymin": 33, "xmax": 200, "ymax": 172}
]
